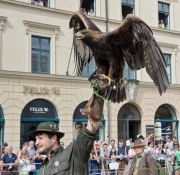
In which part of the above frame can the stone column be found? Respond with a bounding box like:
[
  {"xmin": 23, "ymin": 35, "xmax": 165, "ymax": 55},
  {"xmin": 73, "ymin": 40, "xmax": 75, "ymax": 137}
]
[{"xmin": 0, "ymin": 16, "xmax": 7, "ymax": 70}]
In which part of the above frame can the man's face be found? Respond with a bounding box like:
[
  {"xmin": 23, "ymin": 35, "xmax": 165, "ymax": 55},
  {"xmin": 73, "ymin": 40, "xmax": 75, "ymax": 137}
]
[
  {"xmin": 134, "ymin": 146, "xmax": 144, "ymax": 155},
  {"xmin": 7, "ymin": 147, "xmax": 13, "ymax": 154},
  {"xmin": 35, "ymin": 134, "xmax": 54, "ymax": 154},
  {"xmin": 23, "ymin": 144, "xmax": 29, "ymax": 150},
  {"xmin": 103, "ymin": 144, "xmax": 108, "ymax": 149},
  {"xmin": 29, "ymin": 141, "xmax": 35, "ymax": 148},
  {"xmin": 75, "ymin": 124, "xmax": 83, "ymax": 134},
  {"xmin": 119, "ymin": 141, "xmax": 123, "ymax": 147},
  {"xmin": 111, "ymin": 140, "xmax": 115, "ymax": 146}
]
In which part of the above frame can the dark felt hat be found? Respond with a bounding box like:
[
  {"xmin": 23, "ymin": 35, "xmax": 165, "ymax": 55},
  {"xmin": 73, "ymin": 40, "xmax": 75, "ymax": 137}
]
[
  {"xmin": 132, "ymin": 139, "xmax": 146, "ymax": 148},
  {"xmin": 34, "ymin": 122, "xmax": 64, "ymax": 139}
]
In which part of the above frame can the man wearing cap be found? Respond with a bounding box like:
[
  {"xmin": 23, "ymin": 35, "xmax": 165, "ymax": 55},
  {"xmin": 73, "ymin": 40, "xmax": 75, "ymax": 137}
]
[
  {"xmin": 34, "ymin": 79, "xmax": 106, "ymax": 175},
  {"xmin": 127, "ymin": 139, "xmax": 159, "ymax": 175}
]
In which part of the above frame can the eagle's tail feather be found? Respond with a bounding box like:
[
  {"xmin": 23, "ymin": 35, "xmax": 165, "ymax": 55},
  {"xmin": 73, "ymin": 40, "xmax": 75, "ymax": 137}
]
[{"xmin": 105, "ymin": 80, "xmax": 126, "ymax": 103}]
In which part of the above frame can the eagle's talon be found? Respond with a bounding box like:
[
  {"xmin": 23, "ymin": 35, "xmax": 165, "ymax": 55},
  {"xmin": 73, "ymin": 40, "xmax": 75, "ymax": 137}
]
[{"xmin": 100, "ymin": 74, "xmax": 112, "ymax": 86}]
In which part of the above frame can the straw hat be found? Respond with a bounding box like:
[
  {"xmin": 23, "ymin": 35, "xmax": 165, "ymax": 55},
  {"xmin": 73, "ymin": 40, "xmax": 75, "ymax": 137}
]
[{"xmin": 131, "ymin": 139, "xmax": 146, "ymax": 148}]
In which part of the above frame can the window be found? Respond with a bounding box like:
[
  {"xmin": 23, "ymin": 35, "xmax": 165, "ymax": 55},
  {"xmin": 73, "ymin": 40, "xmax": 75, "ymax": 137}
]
[
  {"xmin": 158, "ymin": 1, "xmax": 170, "ymax": 29},
  {"xmin": 118, "ymin": 103, "xmax": 141, "ymax": 141},
  {"xmin": 31, "ymin": 0, "xmax": 50, "ymax": 7},
  {"xmin": 124, "ymin": 62, "xmax": 136, "ymax": 80},
  {"xmin": 81, "ymin": 58, "xmax": 96, "ymax": 77},
  {"xmin": 163, "ymin": 53, "xmax": 171, "ymax": 83},
  {"xmin": 32, "ymin": 36, "xmax": 50, "ymax": 74},
  {"xmin": 0, "ymin": 107, "xmax": 4, "ymax": 146},
  {"xmin": 80, "ymin": 0, "xmax": 95, "ymax": 16},
  {"xmin": 122, "ymin": 0, "xmax": 135, "ymax": 19}
]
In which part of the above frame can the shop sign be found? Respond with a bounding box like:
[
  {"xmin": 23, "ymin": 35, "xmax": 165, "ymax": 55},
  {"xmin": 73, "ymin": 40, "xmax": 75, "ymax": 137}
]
[
  {"xmin": 22, "ymin": 99, "xmax": 58, "ymax": 118},
  {"xmin": 23, "ymin": 86, "xmax": 60, "ymax": 95},
  {"xmin": 155, "ymin": 122, "xmax": 162, "ymax": 140},
  {"xmin": 30, "ymin": 107, "xmax": 49, "ymax": 114}
]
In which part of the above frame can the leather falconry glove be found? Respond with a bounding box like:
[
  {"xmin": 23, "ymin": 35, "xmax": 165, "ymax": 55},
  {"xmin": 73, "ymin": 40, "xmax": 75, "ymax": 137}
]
[{"xmin": 81, "ymin": 75, "xmax": 109, "ymax": 122}]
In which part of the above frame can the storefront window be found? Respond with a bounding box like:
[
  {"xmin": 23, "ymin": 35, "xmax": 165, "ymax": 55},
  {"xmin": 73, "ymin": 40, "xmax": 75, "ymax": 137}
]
[
  {"xmin": 20, "ymin": 99, "xmax": 59, "ymax": 146},
  {"xmin": 155, "ymin": 104, "xmax": 178, "ymax": 142},
  {"xmin": 73, "ymin": 101, "xmax": 105, "ymax": 141}
]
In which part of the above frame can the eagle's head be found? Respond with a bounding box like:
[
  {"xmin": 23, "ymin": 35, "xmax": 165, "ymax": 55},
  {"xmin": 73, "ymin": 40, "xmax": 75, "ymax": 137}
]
[
  {"xmin": 76, "ymin": 30, "xmax": 87, "ymax": 40},
  {"xmin": 76, "ymin": 30, "xmax": 102, "ymax": 42}
]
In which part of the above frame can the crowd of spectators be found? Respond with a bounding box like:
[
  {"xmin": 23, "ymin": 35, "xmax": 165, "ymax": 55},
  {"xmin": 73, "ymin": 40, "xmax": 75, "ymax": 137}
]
[
  {"xmin": 31, "ymin": 0, "xmax": 45, "ymax": 7},
  {"xmin": 0, "ymin": 130, "xmax": 180, "ymax": 175},
  {"xmin": 88, "ymin": 134, "xmax": 180, "ymax": 175},
  {"xmin": 0, "ymin": 141, "xmax": 45, "ymax": 175},
  {"xmin": 80, "ymin": 8, "xmax": 95, "ymax": 16}
]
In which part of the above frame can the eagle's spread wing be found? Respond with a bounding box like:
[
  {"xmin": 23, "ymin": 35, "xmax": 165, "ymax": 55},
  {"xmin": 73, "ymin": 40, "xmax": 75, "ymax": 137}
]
[
  {"xmin": 106, "ymin": 14, "xmax": 169, "ymax": 94},
  {"xmin": 69, "ymin": 12, "xmax": 101, "ymax": 75}
]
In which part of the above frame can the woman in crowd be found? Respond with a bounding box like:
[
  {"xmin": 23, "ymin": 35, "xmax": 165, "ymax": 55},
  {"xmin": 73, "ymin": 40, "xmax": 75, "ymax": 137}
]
[
  {"xmin": 109, "ymin": 147, "xmax": 119, "ymax": 175},
  {"xmin": 18, "ymin": 150, "xmax": 30, "ymax": 175},
  {"xmin": 17, "ymin": 142, "xmax": 29, "ymax": 160},
  {"xmin": 88, "ymin": 151, "xmax": 100, "ymax": 175},
  {"xmin": 145, "ymin": 141, "xmax": 154, "ymax": 154}
]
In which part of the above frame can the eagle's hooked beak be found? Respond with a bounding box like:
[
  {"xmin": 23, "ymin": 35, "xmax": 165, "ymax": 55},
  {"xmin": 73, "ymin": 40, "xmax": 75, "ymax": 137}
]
[{"xmin": 75, "ymin": 31, "xmax": 85, "ymax": 40}]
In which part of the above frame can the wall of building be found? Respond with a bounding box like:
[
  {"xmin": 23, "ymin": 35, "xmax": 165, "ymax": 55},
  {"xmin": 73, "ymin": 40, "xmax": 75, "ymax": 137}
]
[
  {"xmin": 0, "ymin": 71, "xmax": 109, "ymax": 150},
  {"xmin": 0, "ymin": 0, "xmax": 180, "ymax": 149},
  {"xmin": 1, "ymin": 0, "xmax": 180, "ymax": 82}
]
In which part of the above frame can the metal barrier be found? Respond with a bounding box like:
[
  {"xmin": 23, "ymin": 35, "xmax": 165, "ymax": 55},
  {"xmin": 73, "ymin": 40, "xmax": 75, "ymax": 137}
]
[
  {"xmin": 88, "ymin": 157, "xmax": 126, "ymax": 175},
  {"xmin": 88, "ymin": 167, "xmax": 179, "ymax": 175},
  {"xmin": 88, "ymin": 157, "xmax": 179, "ymax": 175},
  {"xmin": 0, "ymin": 159, "xmax": 179, "ymax": 175},
  {"xmin": 0, "ymin": 162, "xmax": 42, "ymax": 175}
]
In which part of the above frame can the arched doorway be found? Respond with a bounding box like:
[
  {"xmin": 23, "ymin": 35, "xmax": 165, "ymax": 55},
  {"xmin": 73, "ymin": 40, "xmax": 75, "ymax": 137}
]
[
  {"xmin": 0, "ymin": 107, "xmax": 4, "ymax": 146},
  {"xmin": 155, "ymin": 104, "xmax": 178, "ymax": 141},
  {"xmin": 21, "ymin": 99, "xmax": 59, "ymax": 146},
  {"xmin": 118, "ymin": 103, "xmax": 141, "ymax": 141},
  {"xmin": 73, "ymin": 101, "xmax": 105, "ymax": 141}
]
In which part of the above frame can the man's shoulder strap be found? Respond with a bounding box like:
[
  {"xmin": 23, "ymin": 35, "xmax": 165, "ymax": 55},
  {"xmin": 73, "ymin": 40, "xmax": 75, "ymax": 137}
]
[{"xmin": 144, "ymin": 153, "xmax": 150, "ymax": 167}]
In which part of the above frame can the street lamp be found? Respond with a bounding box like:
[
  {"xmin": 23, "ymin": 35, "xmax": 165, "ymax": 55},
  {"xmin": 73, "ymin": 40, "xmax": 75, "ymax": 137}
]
[{"xmin": 126, "ymin": 79, "xmax": 139, "ymax": 101}]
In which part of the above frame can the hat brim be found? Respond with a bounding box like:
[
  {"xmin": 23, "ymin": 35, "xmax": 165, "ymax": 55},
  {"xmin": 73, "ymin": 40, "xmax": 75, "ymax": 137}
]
[
  {"xmin": 132, "ymin": 143, "xmax": 146, "ymax": 148},
  {"xmin": 34, "ymin": 130, "xmax": 65, "ymax": 139}
]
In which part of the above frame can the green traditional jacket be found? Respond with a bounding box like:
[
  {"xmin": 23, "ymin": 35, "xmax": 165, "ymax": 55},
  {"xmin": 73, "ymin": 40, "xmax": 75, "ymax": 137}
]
[{"xmin": 38, "ymin": 127, "xmax": 96, "ymax": 175}]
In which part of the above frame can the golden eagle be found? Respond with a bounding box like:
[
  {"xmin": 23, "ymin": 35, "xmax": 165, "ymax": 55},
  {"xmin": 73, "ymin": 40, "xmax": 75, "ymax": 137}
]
[{"xmin": 69, "ymin": 11, "xmax": 170, "ymax": 103}]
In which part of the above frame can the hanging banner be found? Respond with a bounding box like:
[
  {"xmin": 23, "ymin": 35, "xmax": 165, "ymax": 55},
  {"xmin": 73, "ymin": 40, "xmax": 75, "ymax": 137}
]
[{"xmin": 155, "ymin": 122, "xmax": 162, "ymax": 140}]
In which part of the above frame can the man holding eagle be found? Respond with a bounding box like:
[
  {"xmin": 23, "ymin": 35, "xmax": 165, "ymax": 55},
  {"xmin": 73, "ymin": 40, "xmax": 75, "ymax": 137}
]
[
  {"xmin": 34, "ymin": 11, "xmax": 169, "ymax": 175},
  {"xmin": 69, "ymin": 11, "xmax": 169, "ymax": 175}
]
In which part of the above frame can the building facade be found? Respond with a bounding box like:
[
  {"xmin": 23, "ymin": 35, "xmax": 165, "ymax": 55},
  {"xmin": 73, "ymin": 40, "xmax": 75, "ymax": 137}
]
[{"xmin": 0, "ymin": 0, "xmax": 180, "ymax": 150}]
